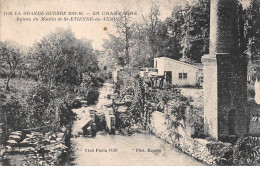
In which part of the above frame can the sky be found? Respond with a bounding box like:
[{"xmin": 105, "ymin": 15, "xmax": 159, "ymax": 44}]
[{"xmin": 0, "ymin": 0, "xmax": 252, "ymax": 50}]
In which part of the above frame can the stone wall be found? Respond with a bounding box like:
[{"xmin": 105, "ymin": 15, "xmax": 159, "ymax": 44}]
[{"xmin": 150, "ymin": 111, "xmax": 232, "ymax": 165}]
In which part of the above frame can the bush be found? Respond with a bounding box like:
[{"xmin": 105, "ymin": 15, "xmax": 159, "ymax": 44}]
[
  {"xmin": 96, "ymin": 77, "xmax": 105, "ymax": 85},
  {"xmin": 2, "ymin": 96, "xmax": 27, "ymax": 130},
  {"xmin": 91, "ymin": 76, "xmax": 103, "ymax": 87},
  {"xmin": 59, "ymin": 100, "xmax": 76, "ymax": 126},
  {"xmin": 72, "ymin": 100, "xmax": 82, "ymax": 109},
  {"xmin": 25, "ymin": 85, "xmax": 55, "ymax": 128},
  {"xmin": 55, "ymin": 66, "xmax": 81, "ymax": 86},
  {"xmin": 189, "ymin": 104, "xmax": 204, "ymax": 138},
  {"xmin": 86, "ymin": 89, "xmax": 99, "ymax": 105},
  {"xmin": 206, "ymin": 142, "xmax": 233, "ymax": 165},
  {"xmin": 232, "ymin": 137, "xmax": 260, "ymax": 166}
]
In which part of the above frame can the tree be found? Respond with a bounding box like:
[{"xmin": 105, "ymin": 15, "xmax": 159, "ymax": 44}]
[
  {"xmin": 96, "ymin": 49, "xmax": 118, "ymax": 74},
  {"xmin": 149, "ymin": 1, "xmax": 210, "ymax": 63},
  {"xmin": 103, "ymin": 0, "xmax": 210, "ymax": 67},
  {"xmin": 31, "ymin": 28, "xmax": 97, "ymax": 87},
  {"xmin": 25, "ymin": 85, "xmax": 55, "ymax": 128},
  {"xmin": 244, "ymin": 0, "xmax": 260, "ymax": 83},
  {"xmin": 114, "ymin": 9, "xmax": 135, "ymax": 66},
  {"xmin": 31, "ymin": 28, "xmax": 77, "ymax": 87},
  {"xmin": 2, "ymin": 96, "xmax": 27, "ymax": 130},
  {"xmin": 142, "ymin": 4, "xmax": 160, "ymax": 60},
  {"xmin": 74, "ymin": 38, "xmax": 98, "ymax": 76},
  {"xmin": 177, "ymin": 0, "xmax": 210, "ymax": 63},
  {"xmin": 156, "ymin": 18, "xmax": 183, "ymax": 60},
  {"xmin": 102, "ymin": 34, "xmax": 126, "ymax": 67},
  {"xmin": 0, "ymin": 42, "xmax": 21, "ymax": 90},
  {"xmin": 55, "ymin": 65, "xmax": 80, "ymax": 85},
  {"xmin": 130, "ymin": 22, "xmax": 153, "ymax": 67},
  {"xmin": 244, "ymin": 0, "xmax": 260, "ymax": 61}
]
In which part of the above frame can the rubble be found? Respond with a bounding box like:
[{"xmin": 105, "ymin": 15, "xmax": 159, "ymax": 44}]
[{"xmin": 0, "ymin": 130, "xmax": 69, "ymax": 166}]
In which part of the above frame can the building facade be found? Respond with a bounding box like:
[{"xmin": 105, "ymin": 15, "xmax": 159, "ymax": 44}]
[{"xmin": 154, "ymin": 57, "xmax": 203, "ymax": 86}]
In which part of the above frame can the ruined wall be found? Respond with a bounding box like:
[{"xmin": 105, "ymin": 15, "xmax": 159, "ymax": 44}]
[
  {"xmin": 150, "ymin": 111, "xmax": 232, "ymax": 165},
  {"xmin": 202, "ymin": 0, "xmax": 248, "ymax": 140},
  {"xmin": 201, "ymin": 56, "xmax": 218, "ymax": 140}
]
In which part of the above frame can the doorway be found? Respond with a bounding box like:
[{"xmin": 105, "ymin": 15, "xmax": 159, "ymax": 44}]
[{"xmin": 165, "ymin": 71, "xmax": 172, "ymax": 85}]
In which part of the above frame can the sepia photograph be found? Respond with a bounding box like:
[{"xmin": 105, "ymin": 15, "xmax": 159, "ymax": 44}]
[{"xmin": 0, "ymin": 0, "xmax": 260, "ymax": 166}]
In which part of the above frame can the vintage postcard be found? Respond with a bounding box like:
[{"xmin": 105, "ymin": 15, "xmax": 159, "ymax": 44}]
[{"xmin": 0, "ymin": 0, "xmax": 260, "ymax": 166}]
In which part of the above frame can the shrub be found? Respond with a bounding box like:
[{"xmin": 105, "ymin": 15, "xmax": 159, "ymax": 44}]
[
  {"xmin": 71, "ymin": 100, "xmax": 82, "ymax": 109},
  {"xmin": 59, "ymin": 100, "xmax": 76, "ymax": 126},
  {"xmin": 189, "ymin": 104, "xmax": 204, "ymax": 138},
  {"xmin": 206, "ymin": 142, "xmax": 233, "ymax": 165},
  {"xmin": 232, "ymin": 137, "xmax": 260, "ymax": 166},
  {"xmin": 86, "ymin": 89, "xmax": 100, "ymax": 105},
  {"xmin": 55, "ymin": 66, "xmax": 81, "ymax": 86},
  {"xmin": 91, "ymin": 76, "xmax": 102, "ymax": 87},
  {"xmin": 2, "ymin": 96, "xmax": 27, "ymax": 130},
  {"xmin": 152, "ymin": 87, "xmax": 190, "ymax": 140},
  {"xmin": 96, "ymin": 77, "xmax": 105, "ymax": 85},
  {"xmin": 25, "ymin": 85, "xmax": 56, "ymax": 128}
]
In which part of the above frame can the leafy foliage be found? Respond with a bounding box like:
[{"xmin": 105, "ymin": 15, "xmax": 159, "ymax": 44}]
[
  {"xmin": 102, "ymin": 35, "xmax": 127, "ymax": 67},
  {"xmin": 86, "ymin": 89, "xmax": 100, "ymax": 105},
  {"xmin": 2, "ymin": 96, "xmax": 27, "ymax": 130},
  {"xmin": 113, "ymin": 10, "xmax": 135, "ymax": 66},
  {"xmin": 59, "ymin": 99, "xmax": 76, "ymax": 127},
  {"xmin": 244, "ymin": 0, "xmax": 260, "ymax": 61},
  {"xmin": 55, "ymin": 65, "xmax": 80, "ymax": 86},
  {"xmin": 190, "ymin": 109, "xmax": 204, "ymax": 137},
  {"xmin": 206, "ymin": 141, "xmax": 233, "ymax": 165},
  {"xmin": 1, "ymin": 83, "xmax": 77, "ymax": 132},
  {"xmin": 116, "ymin": 71, "xmax": 191, "ymax": 139},
  {"xmin": 103, "ymin": 0, "xmax": 259, "ymax": 69},
  {"xmin": 25, "ymin": 85, "xmax": 55, "ymax": 127},
  {"xmin": 162, "ymin": 89, "xmax": 190, "ymax": 141},
  {"xmin": 0, "ymin": 42, "xmax": 22, "ymax": 90},
  {"xmin": 30, "ymin": 28, "xmax": 97, "ymax": 87},
  {"xmin": 167, "ymin": 0, "xmax": 210, "ymax": 62},
  {"xmin": 232, "ymin": 137, "xmax": 260, "ymax": 166}
]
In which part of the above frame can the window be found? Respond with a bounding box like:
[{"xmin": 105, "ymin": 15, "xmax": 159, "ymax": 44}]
[
  {"xmin": 179, "ymin": 73, "xmax": 183, "ymax": 79},
  {"xmin": 179, "ymin": 73, "xmax": 188, "ymax": 79},
  {"xmin": 183, "ymin": 73, "xmax": 187, "ymax": 79},
  {"xmin": 155, "ymin": 61, "xmax": 157, "ymax": 68},
  {"xmin": 111, "ymin": 117, "xmax": 115, "ymax": 126}
]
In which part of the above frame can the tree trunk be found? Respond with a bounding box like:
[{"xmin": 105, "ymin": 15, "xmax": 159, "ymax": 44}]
[
  {"xmin": 125, "ymin": 25, "xmax": 130, "ymax": 66},
  {"xmin": 125, "ymin": 41, "xmax": 130, "ymax": 66},
  {"xmin": 5, "ymin": 76, "xmax": 10, "ymax": 91},
  {"xmin": 254, "ymin": 78, "xmax": 260, "ymax": 104},
  {"xmin": 4, "ymin": 111, "xmax": 8, "ymax": 142}
]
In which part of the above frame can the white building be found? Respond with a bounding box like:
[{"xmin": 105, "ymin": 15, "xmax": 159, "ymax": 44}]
[{"xmin": 154, "ymin": 57, "xmax": 203, "ymax": 86}]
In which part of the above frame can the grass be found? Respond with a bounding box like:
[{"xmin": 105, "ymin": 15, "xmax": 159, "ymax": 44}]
[
  {"xmin": 0, "ymin": 77, "xmax": 39, "ymax": 103},
  {"xmin": 180, "ymin": 88, "xmax": 204, "ymax": 103}
]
